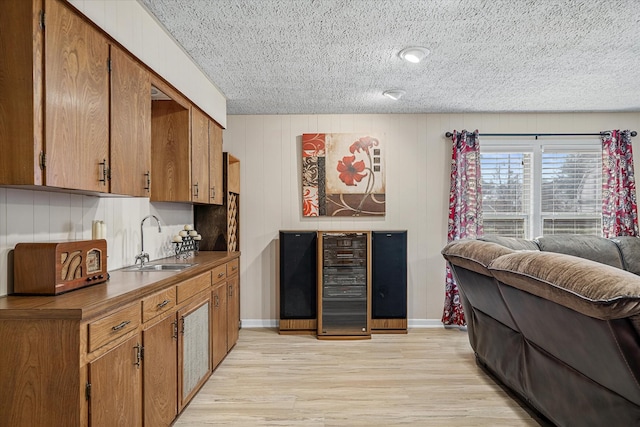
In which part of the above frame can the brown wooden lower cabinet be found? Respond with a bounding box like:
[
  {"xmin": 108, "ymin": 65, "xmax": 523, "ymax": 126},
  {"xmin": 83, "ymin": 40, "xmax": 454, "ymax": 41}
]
[
  {"xmin": 227, "ymin": 275, "xmax": 240, "ymax": 350},
  {"xmin": 88, "ymin": 334, "xmax": 143, "ymax": 427},
  {"xmin": 0, "ymin": 252, "xmax": 240, "ymax": 427},
  {"xmin": 178, "ymin": 293, "xmax": 211, "ymax": 411},
  {"xmin": 211, "ymin": 280, "xmax": 228, "ymax": 369},
  {"xmin": 143, "ymin": 313, "xmax": 178, "ymax": 427}
]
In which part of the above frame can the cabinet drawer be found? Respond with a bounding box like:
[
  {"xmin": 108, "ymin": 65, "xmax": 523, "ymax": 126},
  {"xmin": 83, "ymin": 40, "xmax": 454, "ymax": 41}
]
[
  {"xmin": 142, "ymin": 287, "xmax": 176, "ymax": 323},
  {"xmin": 227, "ymin": 259, "xmax": 239, "ymax": 277},
  {"xmin": 88, "ymin": 304, "xmax": 141, "ymax": 352},
  {"xmin": 211, "ymin": 264, "xmax": 227, "ymax": 285},
  {"xmin": 177, "ymin": 271, "xmax": 211, "ymax": 304}
]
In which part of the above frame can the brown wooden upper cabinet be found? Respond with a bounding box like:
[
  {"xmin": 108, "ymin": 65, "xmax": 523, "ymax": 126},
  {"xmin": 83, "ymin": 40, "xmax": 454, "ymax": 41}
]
[
  {"xmin": 150, "ymin": 79, "xmax": 192, "ymax": 203},
  {"xmin": 151, "ymin": 79, "xmax": 224, "ymax": 205},
  {"xmin": 209, "ymin": 120, "xmax": 224, "ymax": 204},
  {"xmin": 110, "ymin": 45, "xmax": 152, "ymax": 197},
  {"xmin": 191, "ymin": 107, "xmax": 224, "ymax": 205},
  {"xmin": 0, "ymin": 0, "xmax": 151, "ymax": 196}
]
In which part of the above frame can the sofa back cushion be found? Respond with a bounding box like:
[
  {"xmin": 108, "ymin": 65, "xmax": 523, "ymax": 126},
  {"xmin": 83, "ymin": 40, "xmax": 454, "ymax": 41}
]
[
  {"xmin": 488, "ymin": 251, "xmax": 640, "ymax": 320},
  {"xmin": 441, "ymin": 239, "xmax": 515, "ymax": 276},
  {"xmin": 479, "ymin": 235, "xmax": 540, "ymax": 251},
  {"xmin": 535, "ymin": 234, "xmax": 624, "ymax": 269},
  {"xmin": 611, "ymin": 236, "xmax": 640, "ymax": 275}
]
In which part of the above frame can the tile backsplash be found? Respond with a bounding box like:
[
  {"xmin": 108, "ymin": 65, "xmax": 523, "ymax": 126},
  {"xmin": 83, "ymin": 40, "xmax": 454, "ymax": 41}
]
[{"xmin": 0, "ymin": 187, "xmax": 193, "ymax": 296}]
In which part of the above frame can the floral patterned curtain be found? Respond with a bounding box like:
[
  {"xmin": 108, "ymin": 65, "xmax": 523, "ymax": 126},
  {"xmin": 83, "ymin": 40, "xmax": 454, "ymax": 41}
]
[
  {"xmin": 602, "ymin": 129, "xmax": 639, "ymax": 237},
  {"xmin": 442, "ymin": 130, "xmax": 483, "ymax": 326}
]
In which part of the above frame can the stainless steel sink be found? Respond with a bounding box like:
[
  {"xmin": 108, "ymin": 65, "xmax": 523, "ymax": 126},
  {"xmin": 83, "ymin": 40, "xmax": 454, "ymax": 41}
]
[{"xmin": 122, "ymin": 263, "xmax": 196, "ymax": 272}]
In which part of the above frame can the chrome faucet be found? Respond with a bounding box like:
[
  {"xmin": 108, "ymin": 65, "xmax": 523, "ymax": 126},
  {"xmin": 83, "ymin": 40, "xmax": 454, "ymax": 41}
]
[{"xmin": 135, "ymin": 215, "xmax": 162, "ymax": 267}]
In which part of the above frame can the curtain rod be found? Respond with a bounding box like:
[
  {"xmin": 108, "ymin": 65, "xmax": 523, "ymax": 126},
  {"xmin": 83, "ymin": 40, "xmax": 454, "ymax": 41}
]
[{"xmin": 445, "ymin": 131, "xmax": 638, "ymax": 138}]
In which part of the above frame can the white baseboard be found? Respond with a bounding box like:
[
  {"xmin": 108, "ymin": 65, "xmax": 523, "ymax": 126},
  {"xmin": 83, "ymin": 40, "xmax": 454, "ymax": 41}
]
[
  {"xmin": 241, "ymin": 319, "xmax": 451, "ymax": 329},
  {"xmin": 407, "ymin": 319, "xmax": 446, "ymax": 328},
  {"xmin": 241, "ymin": 319, "xmax": 279, "ymax": 328}
]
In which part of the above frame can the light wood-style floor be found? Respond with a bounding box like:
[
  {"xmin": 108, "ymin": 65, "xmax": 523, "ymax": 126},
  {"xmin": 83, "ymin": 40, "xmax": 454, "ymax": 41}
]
[{"xmin": 174, "ymin": 328, "xmax": 546, "ymax": 426}]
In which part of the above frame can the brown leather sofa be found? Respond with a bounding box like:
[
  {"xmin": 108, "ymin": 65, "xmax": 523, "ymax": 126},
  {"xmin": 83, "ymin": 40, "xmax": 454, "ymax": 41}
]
[{"xmin": 442, "ymin": 235, "xmax": 640, "ymax": 426}]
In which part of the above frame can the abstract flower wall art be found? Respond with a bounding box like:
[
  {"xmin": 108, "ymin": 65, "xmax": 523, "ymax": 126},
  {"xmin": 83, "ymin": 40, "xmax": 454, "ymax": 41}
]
[{"xmin": 302, "ymin": 133, "xmax": 385, "ymax": 216}]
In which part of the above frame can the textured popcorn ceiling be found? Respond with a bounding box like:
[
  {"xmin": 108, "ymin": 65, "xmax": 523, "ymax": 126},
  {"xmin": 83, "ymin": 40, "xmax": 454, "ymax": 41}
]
[{"xmin": 139, "ymin": 0, "xmax": 640, "ymax": 115}]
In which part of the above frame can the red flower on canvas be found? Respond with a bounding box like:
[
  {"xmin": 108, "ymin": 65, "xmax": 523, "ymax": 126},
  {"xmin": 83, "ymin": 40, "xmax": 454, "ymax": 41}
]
[
  {"xmin": 349, "ymin": 136, "xmax": 379, "ymax": 154},
  {"xmin": 337, "ymin": 155, "xmax": 367, "ymax": 186}
]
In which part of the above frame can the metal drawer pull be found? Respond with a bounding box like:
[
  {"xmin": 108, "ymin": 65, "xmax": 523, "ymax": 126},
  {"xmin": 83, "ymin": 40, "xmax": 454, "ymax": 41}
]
[
  {"xmin": 111, "ymin": 320, "xmax": 131, "ymax": 331},
  {"xmin": 157, "ymin": 299, "xmax": 171, "ymax": 309},
  {"xmin": 218, "ymin": 272, "xmax": 225, "ymax": 278},
  {"xmin": 232, "ymin": 265, "xmax": 237, "ymax": 271}
]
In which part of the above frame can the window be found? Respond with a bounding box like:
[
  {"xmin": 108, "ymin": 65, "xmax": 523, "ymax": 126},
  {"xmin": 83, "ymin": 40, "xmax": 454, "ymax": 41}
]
[{"xmin": 480, "ymin": 141, "xmax": 602, "ymax": 239}]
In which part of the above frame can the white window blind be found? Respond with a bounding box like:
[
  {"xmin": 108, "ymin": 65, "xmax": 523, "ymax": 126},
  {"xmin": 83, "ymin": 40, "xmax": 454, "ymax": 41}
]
[
  {"xmin": 480, "ymin": 141, "xmax": 602, "ymax": 239},
  {"xmin": 480, "ymin": 152, "xmax": 531, "ymax": 238},
  {"xmin": 540, "ymin": 147, "xmax": 602, "ymax": 235}
]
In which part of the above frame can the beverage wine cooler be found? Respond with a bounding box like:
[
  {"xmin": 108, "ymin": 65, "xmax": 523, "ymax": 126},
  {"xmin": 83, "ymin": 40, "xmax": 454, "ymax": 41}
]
[{"xmin": 317, "ymin": 231, "xmax": 371, "ymax": 339}]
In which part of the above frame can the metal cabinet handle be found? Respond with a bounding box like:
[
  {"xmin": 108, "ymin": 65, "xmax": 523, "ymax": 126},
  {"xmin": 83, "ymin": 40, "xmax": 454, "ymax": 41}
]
[
  {"xmin": 193, "ymin": 182, "xmax": 199, "ymax": 198},
  {"xmin": 172, "ymin": 320, "xmax": 178, "ymax": 340},
  {"xmin": 211, "ymin": 187, "xmax": 216, "ymax": 199},
  {"xmin": 144, "ymin": 171, "xmax": 151, "ymax": 192},
  {"xmin": 157, "ymin": 299, "xmax": 170, "ymax": 309},
  {"xmin": 134, "ymin": 343, "xmax": 142, "ymax": 368},
  {"xmin": 99, "ymin": 159, "xmax": 108, "ymax": 186},
  {"xmin": 228, "ymin": 284, "xmax": 233, "ymax": 297},
  {"xmin": 214, "ymin": 294, "xmax": 220, "ymax": 307},
  {"xmin": 218, "ymin": 272, "xmax": 225, "ymax": 278},
  {"xmin": 112, "ymin": 320, "xmax": 131, "ymax": 331}
]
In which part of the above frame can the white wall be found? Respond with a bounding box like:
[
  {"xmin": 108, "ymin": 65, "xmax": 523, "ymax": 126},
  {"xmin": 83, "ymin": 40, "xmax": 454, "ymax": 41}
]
[
  {"xmin": 0, "ymin": 190, "xmax": 193, "ymax": 296},
  {"xmin": 224, "ymin": 112, "xmax": 640, "ymax": 327},
  {"xmin": 68, "ymin": 0, "xmax": 227, "ymax": 127}
]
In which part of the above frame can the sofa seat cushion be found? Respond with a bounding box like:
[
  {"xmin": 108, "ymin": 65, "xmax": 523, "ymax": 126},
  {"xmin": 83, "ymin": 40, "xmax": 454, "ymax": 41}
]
[
  {"xmin": 441, "ymin": 239, "xmax": 515, "ymax": 276},
  {"xmin": 489, "ymin": 251, "xmax": 640, "ymax": 320}
]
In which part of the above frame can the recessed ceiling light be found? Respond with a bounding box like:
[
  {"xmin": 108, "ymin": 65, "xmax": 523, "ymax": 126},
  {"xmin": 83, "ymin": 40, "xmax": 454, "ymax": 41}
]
[
  {"xmin": 399, "ymin": 47, "xmax": 430, "ymax": 63},
  {"xmin": 383, "ymin": 90, "xmax": 406, "ymax": 100}
]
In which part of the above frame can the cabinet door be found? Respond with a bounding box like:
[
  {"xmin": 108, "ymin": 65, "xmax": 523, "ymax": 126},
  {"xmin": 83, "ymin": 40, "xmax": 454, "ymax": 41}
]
[
  {"xmin": 209, "ymin": 121, "xmax": 223, "ymax": 205},
  {"xmin": 227, "ymin": 276, "xmax": 240, "ymax": 351},
  {"xmin": 110, "ymin": 45, "xmax": 151, "ymax": 197},
  {"xmin": 150, "ymin": 99, "xmax": 191, "ymax": 202},
  {"xmin": 191, "ymin": 107, "xmax": 209, "ymax": 203},
  {"xmin": 143, "ymin": 314, "xmax": 177, "ymax": 427},
  {"xmin": 88, "ymin": 335, "xmax": 142, "ymax": 427},
  {"xmin": 178, "ymin": 295, "xmax": 211, "ymax": 411},
  {"xmin": 211, "ymin": 281, "xmax": 228, "ymax": 369},
  {"xmin": 0, "ymin": 1, "xmax": 43, "ymax": 186},
  {"xmin": 45, "ymin": 0, "xmax": 109, "ymax": 192}
]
